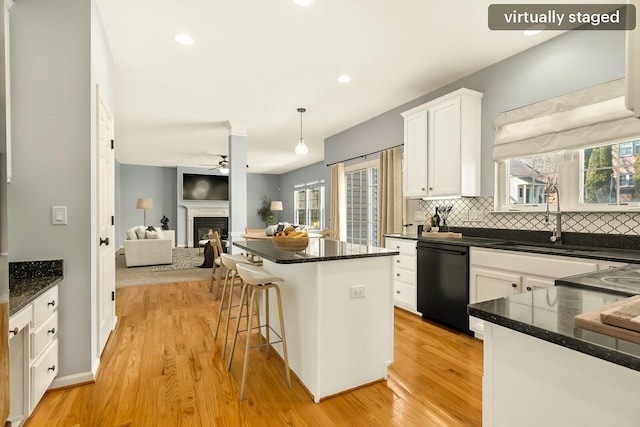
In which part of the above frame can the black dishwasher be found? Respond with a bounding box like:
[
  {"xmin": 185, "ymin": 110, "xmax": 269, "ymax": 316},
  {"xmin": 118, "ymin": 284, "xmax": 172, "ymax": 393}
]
[{"xmin": 417, "ymin": 240, "xmax": 471, "ymax": 335}]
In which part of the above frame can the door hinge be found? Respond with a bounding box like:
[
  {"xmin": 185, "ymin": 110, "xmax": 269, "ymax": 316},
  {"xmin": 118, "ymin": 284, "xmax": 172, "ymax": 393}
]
[
  {"xmin": 111, "ymin": 215, "xmax": 115, "ymax": 226},
  {"xmin": 111, "ymin": 139, "xmax": 114, "ymax": 150},
  {"xmin": 111, "ymin": 291, "xmax": 115, "ymax": 301}
]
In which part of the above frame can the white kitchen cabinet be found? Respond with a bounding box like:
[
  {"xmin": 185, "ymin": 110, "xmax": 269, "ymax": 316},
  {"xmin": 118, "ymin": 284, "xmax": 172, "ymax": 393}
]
[
  {"xmin": 401, "ymin": 88, "xmax": 482, "ymax": 199},
  {"xmin": 385, "ymin": 237, "xmax": 419, "ymax": 314},
  {"xmin": 469, "ymin": 248, "xmax": 600, "ymax": 339},
  {"xmin": 7, "ymin": 284, "xmax": 58, "ymax": 426}
]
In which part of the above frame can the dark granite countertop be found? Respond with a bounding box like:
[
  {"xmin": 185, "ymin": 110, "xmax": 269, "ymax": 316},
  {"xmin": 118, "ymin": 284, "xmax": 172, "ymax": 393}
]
[
  {"xmin": 234, "ymin": 239, "xmax": 399, "ymax": 264},
  {"xmin": 9, "ymin": 260, "xmax": 63, "ymax": 316},
  {"xmin": 384, "ymin": 230, "xmax": 640, "ymax": 264},
  {"xmin": 468, "ymin": 266, "xmax": 640, "ymax": 371}
]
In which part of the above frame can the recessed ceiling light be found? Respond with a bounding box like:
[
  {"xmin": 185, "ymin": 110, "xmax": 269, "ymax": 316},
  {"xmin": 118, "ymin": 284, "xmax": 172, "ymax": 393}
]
[
  {"xmin": 294, "ymin": 0, "xmax": 314, "ymax": 6},
  {"xmin": 174, "ymin": 33, "xmax": 194, "ymax": 46},
  {"xmin": 337, "ymin": 74, "xmax": 352, "ymax": 83},
  {"xmin": 523, "ymin": 24, "xmax": 545, "ymax": 36}
]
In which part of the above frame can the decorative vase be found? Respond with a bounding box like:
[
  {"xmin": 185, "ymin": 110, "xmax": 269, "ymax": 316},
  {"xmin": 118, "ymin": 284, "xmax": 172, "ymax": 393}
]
[{"xmin": 265, "ymin": 225, "xmax": 276, "ymax": 236}]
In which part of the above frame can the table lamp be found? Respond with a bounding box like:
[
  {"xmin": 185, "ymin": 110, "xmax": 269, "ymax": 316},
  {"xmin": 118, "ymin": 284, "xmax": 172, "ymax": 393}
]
[
  {"xmin": 270, "ymin": 200, "xmax": 283, "ymax": 224},
  {"xmin": 136, "ymin": 198, "xmax": 153, "ymax": 226}
]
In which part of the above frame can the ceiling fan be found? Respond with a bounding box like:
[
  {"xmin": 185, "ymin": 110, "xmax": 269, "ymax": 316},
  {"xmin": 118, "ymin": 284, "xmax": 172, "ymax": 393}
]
[{"xmin": 204, "ymin": 155, "xmax": 230, "ymax": 175}]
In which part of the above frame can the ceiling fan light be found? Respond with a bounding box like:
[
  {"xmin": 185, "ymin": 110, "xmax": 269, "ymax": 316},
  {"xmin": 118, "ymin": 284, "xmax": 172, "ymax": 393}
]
[
  {"xmin": 295, "ymin": 138, "xmax": 309, "ymax": 155},
  {"xmin": 219, "ymin": 166, "xmax": 230, "ymax": 175}
]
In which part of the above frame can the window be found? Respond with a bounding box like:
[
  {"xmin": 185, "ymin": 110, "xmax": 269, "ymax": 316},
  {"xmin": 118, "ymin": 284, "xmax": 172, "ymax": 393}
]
[
  {"xmin": 345, "ymin": 163, "xmax": 378, "ymax": 246},
  {"xmin": 503, "ymin": 153, "xmax": 559, "ymax": 209},
  {"xmin": 293, "ymin": 180, "xmax": 325, "ymax": 229},
  {"xmin": 496, "ymin": 137, "xmax": 640, "ymax": 212},
  {"xmin": 582, "ymin": 140, "xmax": 640, "ymax": 205}
]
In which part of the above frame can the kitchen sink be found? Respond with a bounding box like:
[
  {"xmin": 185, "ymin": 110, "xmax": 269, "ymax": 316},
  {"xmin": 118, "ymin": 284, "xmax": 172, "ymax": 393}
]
[{"xmin": 486, "ymin": 241, "xmax": 599, "ymax": 253}]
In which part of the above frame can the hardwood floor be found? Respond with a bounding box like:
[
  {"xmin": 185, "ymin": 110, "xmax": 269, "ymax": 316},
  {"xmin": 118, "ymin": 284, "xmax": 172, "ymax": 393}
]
[{"xmin": 25, "ymin": 279, "xmax": 483, "ymax": 426}]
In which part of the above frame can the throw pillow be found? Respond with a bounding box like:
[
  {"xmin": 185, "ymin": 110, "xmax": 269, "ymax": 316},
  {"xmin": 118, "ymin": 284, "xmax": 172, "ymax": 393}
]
[
  {"xmin": 126, "ymin": 229, "xmax": 138, "ymax": 240},
  {"xmin": 156, "ymin": 228, "xmax": 165, "ymax": 239},
  {"xmin": 145, "ymin": 230, "xmax": 159, "ymax": 239},
  {"xmin": 134, "ymin": 225, "xmax": 146, "ymax": 239}
]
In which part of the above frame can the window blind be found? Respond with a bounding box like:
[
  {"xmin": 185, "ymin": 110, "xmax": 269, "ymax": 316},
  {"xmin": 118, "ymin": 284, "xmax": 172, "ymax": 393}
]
[{"xmin": 493, "ymin": 79, "xmax": 640, "ymax": 160}]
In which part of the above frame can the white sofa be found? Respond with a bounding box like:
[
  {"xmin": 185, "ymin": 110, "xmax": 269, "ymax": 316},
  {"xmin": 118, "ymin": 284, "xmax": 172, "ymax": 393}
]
[{"xmin": 124, "ymin": 226, "xmax": 175, "ymax": 267}]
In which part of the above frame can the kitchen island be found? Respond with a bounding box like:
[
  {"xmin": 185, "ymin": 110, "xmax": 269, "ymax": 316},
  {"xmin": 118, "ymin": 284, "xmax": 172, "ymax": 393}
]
[
  {"xmin": 468, "ymin": 264, "xmax": 640, "ymax": 427},
  {"xmin": 233, "ymin": 238, "xmax": 398, "ymax": 402}
]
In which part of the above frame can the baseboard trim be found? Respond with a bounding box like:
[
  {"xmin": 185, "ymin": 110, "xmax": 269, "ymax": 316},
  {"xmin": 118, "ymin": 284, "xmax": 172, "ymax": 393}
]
[{"xmin": 49, "ymin": 371, "xmax": 96, "ymax": 390}]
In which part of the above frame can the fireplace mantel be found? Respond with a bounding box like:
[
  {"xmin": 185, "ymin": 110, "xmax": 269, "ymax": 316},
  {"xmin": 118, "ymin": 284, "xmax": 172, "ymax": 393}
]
[{"xmin": 186, "ymin": 205, "xmax": 229, "ymax": 248}]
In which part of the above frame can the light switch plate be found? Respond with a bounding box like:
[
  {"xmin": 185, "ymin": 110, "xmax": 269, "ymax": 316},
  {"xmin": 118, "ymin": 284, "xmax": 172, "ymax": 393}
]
[{"xmin": 52, "ymin": 206, "xmax": 67, "ymax": 225}]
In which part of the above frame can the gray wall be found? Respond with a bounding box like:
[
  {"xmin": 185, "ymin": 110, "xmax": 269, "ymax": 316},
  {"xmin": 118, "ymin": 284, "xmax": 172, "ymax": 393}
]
[
  {"xmin": 8, "ymin": 0, "xmax": 114, "ymax": 378},
  {"xmin": 278, "ymin": 161, "xmax": 327, "ymax": 225},
  {"xmin": 324, "ymin": 29, "xmax": 625, "ymax": 197},
  {"xmin": 247, "ymin": 174, "xmax": 281, "ymax": 228},
  {"xmin": 116, "ymin": 164, "xmax": 177, "ymax": 247}
]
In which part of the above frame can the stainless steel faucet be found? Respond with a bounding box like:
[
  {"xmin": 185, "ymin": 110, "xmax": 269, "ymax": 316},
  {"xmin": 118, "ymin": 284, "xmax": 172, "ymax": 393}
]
[{"xmin": 545, "ymin": 177, "xmax": 561, "ymax": 243}]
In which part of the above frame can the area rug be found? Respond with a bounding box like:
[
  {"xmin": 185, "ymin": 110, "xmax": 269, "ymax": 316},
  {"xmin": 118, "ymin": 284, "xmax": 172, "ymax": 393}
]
[
  {"xmin": 151, "ymin": 248, "xmax": 205, "ymax": 272},
  {"xmin": 115, "ymin": 248, "xmax": 212, "ymax": 288}
]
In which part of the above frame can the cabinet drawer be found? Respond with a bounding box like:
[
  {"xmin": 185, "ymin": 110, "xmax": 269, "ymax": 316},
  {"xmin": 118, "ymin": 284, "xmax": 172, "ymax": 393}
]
[
  {"xmin": 393, "ymin": 268, "xmax": 416, "ymax": 286},
  {"xmin": 33, "ymin": 286, "xmax": 58, "ymax": 327},
  {"xmin": 393, "ymin": 254, "xmax": 416, "ymax": 271},
  {"xmin": 385, "ymin": 238, "xmax": 417, "ymax": 256},
  {"xmin": 9, "ymin": 305, "xmax": 33, "ymax": 340},
  {"xmin": 31, "ymin": 312, "xmax": 58, "ymax": 360},
  {"xmin": 394, "ymin": 281, "xmax": 417, "ymax": 308},
  {"xmin": 31, "ymin": 339, "xmax": 58, "ymax": 411}
]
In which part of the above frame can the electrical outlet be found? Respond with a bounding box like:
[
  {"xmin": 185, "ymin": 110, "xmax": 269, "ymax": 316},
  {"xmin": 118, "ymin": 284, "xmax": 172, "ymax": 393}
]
[
  {"xmin": 350, "ymin": 285, "xmax": 366, "ymax": 299},
  {"xmin": 468, "ymin": 210, "xmax": 484, "ymax": 222}
]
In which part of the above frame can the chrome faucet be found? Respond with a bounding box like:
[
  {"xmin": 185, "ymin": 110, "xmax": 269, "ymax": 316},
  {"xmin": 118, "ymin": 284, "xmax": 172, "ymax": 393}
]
[{"xmin": 545, "ymin": 177, "xmax": 562, "ymax": 243}]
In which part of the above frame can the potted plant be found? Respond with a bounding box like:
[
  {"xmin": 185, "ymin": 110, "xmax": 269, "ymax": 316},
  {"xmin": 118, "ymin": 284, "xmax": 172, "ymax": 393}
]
[{"xmin": 257, "ymin": 196, "xmax": 276, "ymax": 226}]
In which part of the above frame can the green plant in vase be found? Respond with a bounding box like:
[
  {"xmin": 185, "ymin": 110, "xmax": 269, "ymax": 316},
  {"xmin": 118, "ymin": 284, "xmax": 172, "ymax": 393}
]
[{"xmin": 257, "ymin": 196, "xmax": 276, "ymax": 226}]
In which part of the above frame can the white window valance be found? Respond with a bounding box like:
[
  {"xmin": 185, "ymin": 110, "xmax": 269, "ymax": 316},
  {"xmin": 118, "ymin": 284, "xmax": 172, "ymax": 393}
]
[{"xmin": 493, "ymin": 79, "xmax": 640, "ymax": 160}]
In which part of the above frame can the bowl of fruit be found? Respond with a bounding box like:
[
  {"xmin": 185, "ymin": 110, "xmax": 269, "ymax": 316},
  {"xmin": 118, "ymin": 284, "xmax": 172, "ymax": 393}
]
[{"xmin": 272, "ymin": 227, "xmax": 309, "ymax": 252}]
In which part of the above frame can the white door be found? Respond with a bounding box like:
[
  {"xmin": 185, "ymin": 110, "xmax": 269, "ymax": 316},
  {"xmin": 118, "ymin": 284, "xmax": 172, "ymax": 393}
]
[
  {"xmin": 97, "ymin": 87, "xmax": 115, "ymax": 355},
  {"xmin": 402, "ymin": 108, "xmax": 429, "ymax": 198}
]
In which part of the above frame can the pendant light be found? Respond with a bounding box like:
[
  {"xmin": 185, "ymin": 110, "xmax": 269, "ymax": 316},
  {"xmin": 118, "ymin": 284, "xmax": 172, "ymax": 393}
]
[{"xmin": 295, "ymin": 107, "xmax": 309, "ymax": 156}]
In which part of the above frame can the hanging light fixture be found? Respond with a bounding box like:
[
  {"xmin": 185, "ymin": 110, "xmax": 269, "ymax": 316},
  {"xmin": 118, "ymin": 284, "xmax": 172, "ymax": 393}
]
[{"xmin": 295, "ymin": 107, "xmax": 309, "ymax": 155}]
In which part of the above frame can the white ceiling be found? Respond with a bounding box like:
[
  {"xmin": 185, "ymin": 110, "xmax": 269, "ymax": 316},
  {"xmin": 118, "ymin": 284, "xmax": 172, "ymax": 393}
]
[{"xmin": 95, "ymin": 0, "xmax": 609, "ymax": 174}]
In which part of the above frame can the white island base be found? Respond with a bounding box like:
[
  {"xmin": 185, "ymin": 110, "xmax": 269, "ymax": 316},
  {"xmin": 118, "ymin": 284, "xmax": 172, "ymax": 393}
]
[
  {"xmin": 483, "ymin": 323, "xmax": 640, "ymax": 427},
  {"xmin": 256, "ymin": 256, "xmax": 394, "ymax": 403}
]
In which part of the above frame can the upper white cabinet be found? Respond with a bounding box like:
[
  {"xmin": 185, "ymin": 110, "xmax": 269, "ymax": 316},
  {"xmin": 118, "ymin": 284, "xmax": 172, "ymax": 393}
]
[{"xmin": 401, "ymin": 88, "xmax": 483, "ymax": 199}]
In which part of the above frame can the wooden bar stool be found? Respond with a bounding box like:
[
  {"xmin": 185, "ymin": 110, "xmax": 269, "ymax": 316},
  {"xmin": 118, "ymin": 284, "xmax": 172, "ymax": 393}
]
[
  {"xmin": 228, "ymin": 263, "xmax": 291, "ymax": 400},
  {"xmin": 214, "ymin": 253, "xmax": 251, "ymax": 360}
]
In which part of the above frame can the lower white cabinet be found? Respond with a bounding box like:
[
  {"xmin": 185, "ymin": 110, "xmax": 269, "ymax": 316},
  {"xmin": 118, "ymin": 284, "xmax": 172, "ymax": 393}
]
[
  {"xmin": 468, "ymin": 248, "xmax": 620, "ymax": 339},
  {"xmin": 8, "ymin": 284, "xmax": 59, "ymax": 426},
  {"xmin": 385, "ymin": 237, "xmax": 419, "ymax": 314}
]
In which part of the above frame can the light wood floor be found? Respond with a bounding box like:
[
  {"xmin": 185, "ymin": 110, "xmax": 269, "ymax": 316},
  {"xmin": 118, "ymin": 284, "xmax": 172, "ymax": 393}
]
[{"xmin": 25, "ymin": 279, "xmax": 483, "ymax": 426}]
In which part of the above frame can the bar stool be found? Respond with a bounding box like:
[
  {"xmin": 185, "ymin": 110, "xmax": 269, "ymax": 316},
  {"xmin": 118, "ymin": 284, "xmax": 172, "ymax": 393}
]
[
  {"xmin": 228, "ymin": 263, "xmax": 291, "ymax": 400},
  {"xmin": 214, "ymin": 253, "xmax": 251, "ymax": 360}
]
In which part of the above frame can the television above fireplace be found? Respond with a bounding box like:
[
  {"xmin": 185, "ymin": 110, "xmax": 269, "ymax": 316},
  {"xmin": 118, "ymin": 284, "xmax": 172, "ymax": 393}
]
[{"xmin": 182, "ymin": 173, "xmax": 229, "ymax": 201}]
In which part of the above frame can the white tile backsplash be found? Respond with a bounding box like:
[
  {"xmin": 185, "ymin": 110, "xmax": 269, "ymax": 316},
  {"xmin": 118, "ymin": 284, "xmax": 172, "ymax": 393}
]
[{"xmin": 415, "ymin": 196, "xmax": 640, "ymax": 235}]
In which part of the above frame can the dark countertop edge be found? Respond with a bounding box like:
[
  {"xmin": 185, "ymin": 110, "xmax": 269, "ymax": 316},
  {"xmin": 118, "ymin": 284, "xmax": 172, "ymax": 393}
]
[
  {"xmin": 384, "ymin": 233, "xmax": 640, "ymax": 264},
  {"xmin": 468, "ymin": 301, "xmax": 640, "ymax": 372},
  {"xmin": 10, "ymin": 276, "xmax": 62, "ymax": 316},
  {"xmin": 233, "ymin": 241, "xmax": 399, "ymax": 264}
]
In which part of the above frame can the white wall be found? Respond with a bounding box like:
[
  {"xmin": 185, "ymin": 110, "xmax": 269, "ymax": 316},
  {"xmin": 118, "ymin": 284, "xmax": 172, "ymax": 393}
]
[{"xmin": 8, "ymin": 0, "xmax": 114, "ymax": 380}]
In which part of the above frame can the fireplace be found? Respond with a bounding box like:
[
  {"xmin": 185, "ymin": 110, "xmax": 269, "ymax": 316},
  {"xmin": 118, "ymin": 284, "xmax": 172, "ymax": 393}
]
[{"xmin": 193, "ymin": 216, "xmax": 228, "ymax": 248}]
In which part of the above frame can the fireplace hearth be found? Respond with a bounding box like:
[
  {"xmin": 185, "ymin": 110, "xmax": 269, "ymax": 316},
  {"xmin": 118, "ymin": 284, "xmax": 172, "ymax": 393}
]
[{"xmin": 193, "ymin": 216, "xmax": 228, "ymax": 248}]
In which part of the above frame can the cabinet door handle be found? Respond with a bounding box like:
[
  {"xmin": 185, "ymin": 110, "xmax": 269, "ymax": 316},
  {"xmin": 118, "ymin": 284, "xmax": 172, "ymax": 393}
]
[
  {"xmin": 48, "ymin": 300, "xmax": 56, "ymax": 307},
  {"xmin": 100, "ymin": 237, "xmax": 110, "ymax": 246},
  {"xmin": 48, "ymin": 327, "xmax": 56, "ymax": 335},
  {"xmin": 48, "ymin": 365, "xmax": 56, "ymax": 372},
  {"xmin": 9, "ymin": 327, "xmax": 18, "ymax": 336},
  {"xmin": 396, "ymin": 259, "xmax": 400, "ymax": 263},
  {"xmin": 429, "ymin": 187, "xmax": 433, "ymax": 191},
  {"xmin": 396, "ymin": 273, "xmax": 401, "ymax": 277},
  {"xmin": 511, "ymin": 283, "xmax": 517, "ymax": 288},
  {"xmin": 396, "ymin": 290, "xmax": 400, "ymax": 294},
  {"xmin": 396, "ymin": 246, "xmax": 400, "ymax": 249},
  {"xmin": 526, "ymin": 286, "xmax": 532, "ymax": 291}
]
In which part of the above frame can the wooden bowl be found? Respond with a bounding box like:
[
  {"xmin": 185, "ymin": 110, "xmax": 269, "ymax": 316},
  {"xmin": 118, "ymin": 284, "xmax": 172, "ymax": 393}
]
[{"xmin": 272, "ymin": 236, "xmax": 309, "ymax": 252}]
